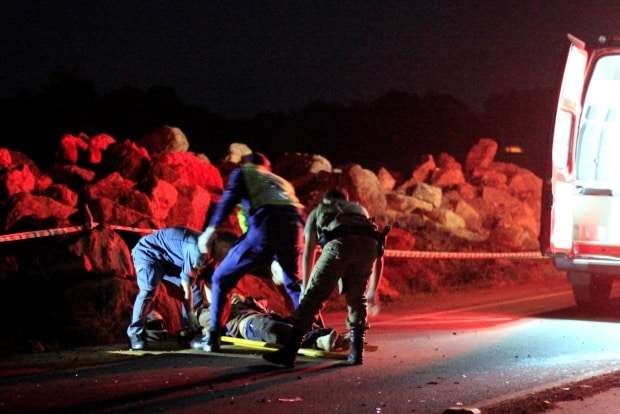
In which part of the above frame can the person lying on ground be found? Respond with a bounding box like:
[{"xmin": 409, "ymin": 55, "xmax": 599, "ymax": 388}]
[{"xmin": 194, "ymin": 293, "xmax": 349, "ymax": 352}]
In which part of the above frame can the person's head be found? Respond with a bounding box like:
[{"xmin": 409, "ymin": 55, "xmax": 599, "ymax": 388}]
[
  {"xmin": 190, "ymin": 231, "xmax": 237, "ymax": 280},
  {"xmin": 323, "ymin": 188, "xmax": 349, "ymax": 202},
  {"xmin": 210, "ymin": 231, "xmax": 237, "ymax": 263},
  {"xmin": 241, "ymin": 152, "xmax": 271, "ymax": 171}
]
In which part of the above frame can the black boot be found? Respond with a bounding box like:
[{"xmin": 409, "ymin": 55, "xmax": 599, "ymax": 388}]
[
  {"xmin": 191, "ymin": 329, "xmax": 221, "ymax": 352},
  {"xmin": 263, "ymin": 329, "xmax": 304, "ymax": 367},
  {"xmin": 346, "ymin": 327, "xmax": 365, "ymax": 365}
]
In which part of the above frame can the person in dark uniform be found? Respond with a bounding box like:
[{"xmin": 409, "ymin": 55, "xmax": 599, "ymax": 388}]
[
  {"xmin": 193, "ymin": 152, "xmax": 304, "ymax": 352},
  {"xmin": 264, "ymin": 188, "xmax": 387, "ymax": 367},
  {"xmin": 127, "ymin": 227, "xmax": 235, "ymax": 350}
]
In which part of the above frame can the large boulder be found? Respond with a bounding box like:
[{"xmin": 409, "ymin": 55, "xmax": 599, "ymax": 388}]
[
  {"xmin": 457, "ymin": 182, "xmax": 478, "ymax": 201},
  {"xmin": 396, "ymin": 154, "xmax": 436, "ymax": 194},
  {"xmin": 151, "ymin": 152, "xmax": 223, "ymax": 193},
  {"xmin": 68, "ymin": 228, "xmax": 133, "ymax": 278},
  {"xmin": 491, "ymin": 217, "xmax": 539, "ymax": 251},
  {"xmin": 223, "ymin": 143, "xmax": 253, "ymax": 164},
  {"xmin": 59, "ymin": 133, "xmax": 89, "ymax": 164},
  {"xmin": 90, "ymin": 197, "xmax": 152, "ymax": 228},
  {"xmin": 1, "ymin": 164, "xmax": 36, "ymax": 199},
  {"xmin": 412, "ymin": 154, "xmax": 436, "ymax": 184},
  {"xmin": 385, "ymin": 227, "xmax": 416, "ymax": 250},
  {"xmin": 165, "ymin": 182, "xmax": 211, "ymax": 231},
  {"xmin": 88, "ymin": 133, "xmax": 116, "ymax": 164},
  {"xmin": 87, "ymin": 172, "xmax": 136, "ymax": 201},
  {"xmin": 9, "ymin": 150, "xmax": 42, "ymax": 178},
  {"xmin": 509, "ymin": 169, "xmax": 543, "ymax": 201},
  {"xmin": 465, "ymin": 138, "xmax": 498, "ymax": 174},
  {"xmin": 481, "ymin": 185, "xmax": 540, "ymax": 247},
  {"xmin": 342, "ymin": 164, "xmax": 387, "ymax": 217},
  {"xmin": 412, "ymin": 183, "xmax": 442, "ymax": 209},
  {"xmin": 386, "ymin": 193, "xmax": 433, "ymax": 213},
  {"xmin": 474, "ymin": 168, "xmax": 508, "ymax": 189},
  {"xmin": 375, "ymin": 210, "xmax": 426, "ymax": 233},
  {"xmin": 428, "ymin": 208, "xmax": 466, "ymax": 233},
  {"xmin": 140, "ymin": 126, "xmax": 189, "ymax": 155},
  {"xmin": 454, "ymin": 198, "xmax": 482, "ymax": 232},
  {"xmin": 377, "ymin": 167, "xmax": 396, "ymax": 191},
  {"xmin": 4, "ymin": 193, "xmax": 77, "ymax": 230},
  {"xmin": 482, "ymin": 186, "xmax": 523, "ymax": 214},
  {"xmin": 144, "ymin": 178, "xmax": 179, "ymax": 222},
  {"xmin": 87, "ymin": 173, "xmax": 154, "ymax": 218},
  {"xmin": 488, "ymin": 161, "xmax": 522, "ymax": 177},
  {"xmin": 103, "ymin": 140, "xmax": 151, "ymax": 182},
  {"xmin": 51, "ymin": 164, "xmax": 97, "ymax": 188},
  {"xmin": 43, "ymin": 184, "xmax": 79, "ymax": 208},
  {"xmin": 431, "ymin": 153, "xmax": 465, "ymax": 188},
  {"xmin": 0, "ymin": 148, "xmax": 12, "ymax": 170}
]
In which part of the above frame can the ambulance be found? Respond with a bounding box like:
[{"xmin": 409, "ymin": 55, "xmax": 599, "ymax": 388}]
[{"xmin": 544, "ymin": 34, "xmax": 620, "ymax": 308}]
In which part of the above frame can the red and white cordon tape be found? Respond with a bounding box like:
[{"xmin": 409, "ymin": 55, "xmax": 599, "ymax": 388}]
[
  {"xmin": 0, "ymin": 224, "xmax": 547, "ymax": 260},
  {"xmin": 0, "ymin": 223, "xmax": 154, "ymax": 243},
  {"xmin": 383, "ymin": 249, "xmax": 546, "ymax": 260}
]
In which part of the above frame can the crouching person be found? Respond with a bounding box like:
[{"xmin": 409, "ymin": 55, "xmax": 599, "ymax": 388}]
[
  {"xmin": 127, "ymin": 227, "xmax": 236, "ymax": 350},
  {"xmin": 263, "ymin": 189, "xmax": 387, "ymax": 367}
]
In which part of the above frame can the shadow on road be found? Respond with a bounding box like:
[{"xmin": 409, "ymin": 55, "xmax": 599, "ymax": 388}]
[
  {"xmin": 5, "ymin": 352, "xmax": 348, "ymax": 414},
  {"xmin": 534, "ymin": 297, "xmax": 620, "ymax": 324}
]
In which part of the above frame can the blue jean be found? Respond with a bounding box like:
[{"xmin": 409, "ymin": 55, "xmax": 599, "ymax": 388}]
[
  {"xmin": 209, "ymin": 206, "xmax": 303, "ymax": 331},
  {"xmin": 127, "ymin": 259, "xmax": 203, "ymax": 337}
]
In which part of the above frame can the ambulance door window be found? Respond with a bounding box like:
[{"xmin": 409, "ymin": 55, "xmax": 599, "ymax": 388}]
[{"xmin": 575, "ymin": 55, "xmax": 620, "ymax": 183}]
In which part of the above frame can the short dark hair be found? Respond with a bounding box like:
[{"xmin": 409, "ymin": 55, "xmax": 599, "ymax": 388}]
[
  {"xmin": 241, "ymin": 152, "xmax": 271, "ymax": 169},
  {"xmin": 215, "ymin": 231, "xmax": 238, "ymax": 246},
  {"xmin": 323, "ymin": 188, "xmax": 348, "ymax": 201}
]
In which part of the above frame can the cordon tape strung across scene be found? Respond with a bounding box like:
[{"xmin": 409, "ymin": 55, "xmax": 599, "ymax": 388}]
[{"xmin": 0, "ymin": 224, "xmax": 547, "ymax": 260}]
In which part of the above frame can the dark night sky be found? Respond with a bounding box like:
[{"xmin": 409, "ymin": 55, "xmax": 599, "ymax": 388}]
[{"xmin": 2, "ymin": 1, "xmax": 620, "ymax": 116}]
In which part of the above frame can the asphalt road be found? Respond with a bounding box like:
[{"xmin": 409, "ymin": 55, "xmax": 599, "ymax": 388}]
[{"xmin": 3, "ymin": 277, "xmax": 620, "ymax": 414}]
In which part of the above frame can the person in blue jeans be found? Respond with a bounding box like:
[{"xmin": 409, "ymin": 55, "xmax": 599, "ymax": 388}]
[
  {"xmin": 193, "ymin": 152, "xmax": 304, "ymax": 352},
  {"xmin": 127, "ymin": 227, "xmax": 235, "ymax": 350}
]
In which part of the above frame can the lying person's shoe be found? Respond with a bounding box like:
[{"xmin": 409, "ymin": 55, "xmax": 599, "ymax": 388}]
[
  {"xmin": 315, "ymin": 329, "xmax": 339, "ymax": 352},
  {"xmin": 128, "ymin": 334, "xmax": 146, "ymax": 351}
]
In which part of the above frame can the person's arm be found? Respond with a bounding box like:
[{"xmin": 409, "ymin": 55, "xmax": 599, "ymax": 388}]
[
  {"xmin": 198, "ymin": 169, "xmax": 245, "ymax": 254},
  {"xmin": 180, "ymin": 277, "xmax": 200, "ymax": 331},
  {"xmin": 202, "ymin": 281, "xmax": 212, "ymax": 304},
  {"xmin": 302, "ymin": 210, "xmax": 318, "ymax": 290},
  {"xmin": 366, "ymin": 256, "xmax": 384, "ymax": 316}
]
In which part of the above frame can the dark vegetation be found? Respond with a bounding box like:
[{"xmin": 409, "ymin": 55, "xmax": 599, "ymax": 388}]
[{"xmin": 1, "ymin": 70, "xmax": 556, "ymax": 175}]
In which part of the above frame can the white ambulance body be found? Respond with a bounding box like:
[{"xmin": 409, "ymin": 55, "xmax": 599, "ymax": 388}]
[{"xmin": 546, "ymin": 34, "xmax": 620, "ymax": 308}]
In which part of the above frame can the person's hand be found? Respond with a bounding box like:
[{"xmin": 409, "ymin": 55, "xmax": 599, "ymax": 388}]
[
  {"xmin": 188, "ymin": 312, "xmax": 201, "ymax": 333},
  {"xmin": 367, "ymin": 294, "xmax": 381, "ymax": 317},
  {"xmin": 197, "ymin": 226, "xmax": 216, "ymax": 254}
]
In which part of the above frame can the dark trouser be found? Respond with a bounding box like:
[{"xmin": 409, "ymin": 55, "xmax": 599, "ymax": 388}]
[
  {"xmin": 292, "ymin": 235, "xmax": 378, "ymax": 334},
  {"xmin": 209, "ymin": 206, "xmax": 303, "ymax": 331},
  {"xmin": 128, "ymin": 259, "xmax": 203, "ymax": 337},
  {"xmin": 242, "ymin": 315, "xmax": 293, "ymax": 344}
]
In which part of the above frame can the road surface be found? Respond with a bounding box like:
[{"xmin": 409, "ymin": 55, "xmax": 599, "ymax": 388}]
[{"xmin": 2, "ymin": 276, "xmax": 620, "ymax": 413}]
